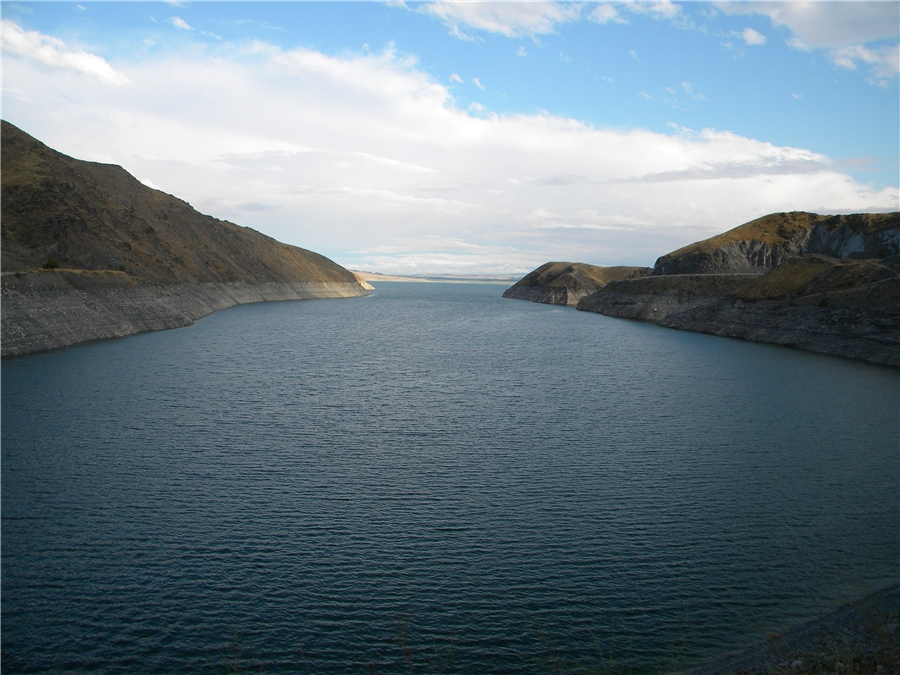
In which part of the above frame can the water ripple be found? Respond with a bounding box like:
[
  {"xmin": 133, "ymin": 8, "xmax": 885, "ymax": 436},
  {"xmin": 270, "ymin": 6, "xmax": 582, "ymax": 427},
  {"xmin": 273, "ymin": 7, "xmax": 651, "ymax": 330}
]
[{"xmin": 2, "ymin": 282, "xmax": 898, "ymax": 674}]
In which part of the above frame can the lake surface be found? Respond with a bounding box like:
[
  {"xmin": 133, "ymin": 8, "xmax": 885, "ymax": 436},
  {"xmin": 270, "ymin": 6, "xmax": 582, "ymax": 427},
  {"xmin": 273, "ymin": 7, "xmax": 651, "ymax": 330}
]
[{"xmin": 3, "ymin": 281, "xmax": 898, "ymax": 674}]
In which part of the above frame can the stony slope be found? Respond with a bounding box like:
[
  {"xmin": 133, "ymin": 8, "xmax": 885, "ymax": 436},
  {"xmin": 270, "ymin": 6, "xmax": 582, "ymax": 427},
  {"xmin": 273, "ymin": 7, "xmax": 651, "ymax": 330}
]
[
  {"xmin": 502, "ymin": 262, "xmax": 651, "ymax": 306},
  {"xmin": 578, "ymin": 256, "xmax": 900, "ymax": 365},
  {"xmin": 653, "ymin": 211, "xmax": 899, "ymax": 275},
  {"xmin": 506, "ymin": 212, "xmax": 900, "ymax": 366},
  {"xmin": 1, "ymin": 121, "xmax": 369, "ymax": 356}
]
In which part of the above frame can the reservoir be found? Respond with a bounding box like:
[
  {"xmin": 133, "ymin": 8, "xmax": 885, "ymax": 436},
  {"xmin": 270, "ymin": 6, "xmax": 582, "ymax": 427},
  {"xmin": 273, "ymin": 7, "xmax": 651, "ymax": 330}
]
[{"xmin": 2, "ymin": 281, "xmax": 898, "ymax": 673}]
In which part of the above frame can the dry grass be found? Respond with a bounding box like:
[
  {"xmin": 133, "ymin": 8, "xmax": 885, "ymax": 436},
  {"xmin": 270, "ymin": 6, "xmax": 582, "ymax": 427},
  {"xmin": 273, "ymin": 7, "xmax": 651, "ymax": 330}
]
[
  {"xmin": 662, "ymin": 212, "xmax": 899, "ymax": 261},
  {"xmin": 515, "ymin": 262, "xmax": 652, "ymax": 291},
  {"xmin": 729, "ymin": 255, "xmax": 900, "ymax": 312},
  {"xmin": 1, "ymin": 120, "xmax": 359, "ymax": 287}
]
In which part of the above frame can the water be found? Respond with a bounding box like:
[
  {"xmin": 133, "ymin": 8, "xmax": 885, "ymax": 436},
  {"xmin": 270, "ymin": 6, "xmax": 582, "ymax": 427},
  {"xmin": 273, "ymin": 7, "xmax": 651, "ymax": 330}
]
[{"xmin": 2, "ymin": 282, "xmax": 898, "ymax": 674}]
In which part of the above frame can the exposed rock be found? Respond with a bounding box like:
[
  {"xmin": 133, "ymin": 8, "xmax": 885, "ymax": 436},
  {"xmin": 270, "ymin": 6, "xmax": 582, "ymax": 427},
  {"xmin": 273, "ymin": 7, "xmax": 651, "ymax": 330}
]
[
  {"xmin": 1, "ymin": 121, "xmax": 370, "ymax": 356},
  {"xmin": 2, "ymin": 271, "xmax": 367, "ymax": 357},
  {"xmin": 502, "ymin": 261, "xmax": 651, "ymax": 306},
  {"xmin": 508, "ymin": 211, "xmax": 900, "ymax": 366},
  {"xmin": 576, "ymin": 255, "xmax": 900, "ymax": 366},
  {"xmin": 653, "ymin": 211, "xmax": 899, "ymax": 276},
  {"xmin": 351, "ymin": 272, "xmax": 376, "ymax": 290},
  {"xmin": 574, "ymin": 273, "xmax": 751, "ymax": 321}
]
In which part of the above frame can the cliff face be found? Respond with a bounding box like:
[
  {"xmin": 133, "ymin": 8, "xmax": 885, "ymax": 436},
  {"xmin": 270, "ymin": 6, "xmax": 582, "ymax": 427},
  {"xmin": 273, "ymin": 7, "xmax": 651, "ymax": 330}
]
[
  {"xmin": 653, "ymin": 211, "xmax": 899, "ymax": 275},
  {"xmin": 1, "ymin": 271, "xmax": 366, "ymax": 357},
  {"xmin": 577, "ymin": 256, "xmax": 900, "ymax": 365},
  {"xmin": 1, "ymin": 121, "xmax": 369, "ymax": 356},
  {"xmin": 507, "ymin": 212, "xmax": 900, "ymax": 366},
  {"xmin": 502, "ymin": 262, "xmax": 651, "ymax": 306}
]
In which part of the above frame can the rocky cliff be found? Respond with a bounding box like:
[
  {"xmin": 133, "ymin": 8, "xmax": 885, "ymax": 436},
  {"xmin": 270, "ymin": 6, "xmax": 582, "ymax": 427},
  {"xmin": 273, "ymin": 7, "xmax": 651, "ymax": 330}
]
[
  {"xmin": 1, "ymin": 121, "xmax": 369, "ymax": 356},
  {"xmin": 653, "ymin": 211, "xmax": 899, "ymax": 275},
  {"xmin": 502, "ymin": 262, "xmax": 651, "ymax": 306},
  {"xmin": 507, "ymin": 212, "xmax": 900, "ymax": 366},
  {"xmin": 577, "ymin": 256, "xmax": 899, "ymax": 365}
]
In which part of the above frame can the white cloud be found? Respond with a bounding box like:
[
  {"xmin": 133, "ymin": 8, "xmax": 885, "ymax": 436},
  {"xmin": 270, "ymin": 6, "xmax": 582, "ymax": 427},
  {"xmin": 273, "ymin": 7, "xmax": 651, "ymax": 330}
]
[
  {"xmin": 589, "ymin": 1, "xmax": 680, "ymax": 26},
  {"xmin": 0, "ymin": 19, "xmax": 130, "ymax": 86},
  {"xmin": 449, "ymin": 73, "xmax": 463, "ymax": 83},
  {"xmin": 740, "ymin": 28, "xmax": 766, "ymax": 46},
  {"xmin": 718, "ymin": 1, "xmax": 899, "ymax": 84},
  {"xmin": 718, "ymin": 2, "xmax": 899, "ymax": 49},
  {"xmin": 422, "ymin": 1, "xmax": 681, "ymax": 41},
  {"xmin": 3, "ymin": 33, "xmax": 895, "ymax": 274},
  {"xmin": 681, "ymin": 81, "xmax": 706, "ymax": 101},
  {"xmin": 628, "ymin": 1, "xmax": 681, "ymax": 21},
  {"xmin": 588, "ymin": 4, "xmax": 627, "ymax": 25},
  {"xmin": 170, "ymin": 16, "xmax": 192, "ymax": 30},
  {"xmin": 831, "ymin": 43, "xmax": 900, "ymax": 86},
  {"xmin": 786, "ymin": 35, "xmax": 813, "ymax": 53},
  {"xmin": 472, "ymin": 76, "xmax": 485, "ymax": 90},
  {"xmin": 421, "ymin": 1, "xmax": 582, "ymax": 39},
  {"xmin": 516, "ymin": 45, "xmax": 527, "ymax": 57}
]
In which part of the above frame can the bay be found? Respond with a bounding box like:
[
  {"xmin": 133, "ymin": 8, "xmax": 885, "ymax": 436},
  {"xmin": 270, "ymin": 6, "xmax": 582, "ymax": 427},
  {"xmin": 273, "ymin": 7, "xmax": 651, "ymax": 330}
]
[{"xmin": 2, "ymin": 281, "xmax": 898, "ymax": 673}]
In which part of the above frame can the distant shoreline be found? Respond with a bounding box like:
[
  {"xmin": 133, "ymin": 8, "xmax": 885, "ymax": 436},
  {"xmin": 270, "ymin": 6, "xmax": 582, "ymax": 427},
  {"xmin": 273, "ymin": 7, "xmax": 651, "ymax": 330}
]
[{"xmin": 351, "ymin": 270, "xmax": 520, "ymax": 284}]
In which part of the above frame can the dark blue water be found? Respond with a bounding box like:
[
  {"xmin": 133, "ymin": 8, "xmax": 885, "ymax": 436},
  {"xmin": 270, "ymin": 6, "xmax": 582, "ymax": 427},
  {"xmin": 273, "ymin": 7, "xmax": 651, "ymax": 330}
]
[{"xmin": 3, "ymin": 282, "xmax": 898, "ymax": 674}]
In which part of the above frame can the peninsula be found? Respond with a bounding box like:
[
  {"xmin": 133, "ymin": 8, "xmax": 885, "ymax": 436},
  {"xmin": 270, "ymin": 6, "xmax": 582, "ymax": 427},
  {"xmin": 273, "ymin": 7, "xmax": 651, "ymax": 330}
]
[
  {"xmin": 1, "ymin": 121, "xmax": 370, "ymax": 357},
  {"xmin": 505, "ymin": 211, "xmax": 900, "ymax": 366},
  {"xmin": 502, "ymin": 262, "xmax": 651, "ymax": 305}
]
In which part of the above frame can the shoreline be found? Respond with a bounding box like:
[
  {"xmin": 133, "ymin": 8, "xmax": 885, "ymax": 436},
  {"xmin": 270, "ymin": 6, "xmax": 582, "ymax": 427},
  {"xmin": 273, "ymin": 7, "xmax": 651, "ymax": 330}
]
[
  {"xmin": 1, "ymin": 271, "xmax": 369, "ymax": 357},
  {"xmin": 687, "ymin": 583, "xmax": 900, "ymax": 674}
]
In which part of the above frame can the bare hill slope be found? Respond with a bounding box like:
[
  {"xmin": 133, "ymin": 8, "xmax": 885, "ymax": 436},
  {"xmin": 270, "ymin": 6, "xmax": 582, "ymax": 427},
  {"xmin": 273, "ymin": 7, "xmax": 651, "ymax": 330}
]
[
  {"xmin": 502, "ymin": 262, "xmax": 651, "ymax": 306},
  {"xmin": 505, "ymin": 212, "xmax": 900, "ymax": 365},
  {"xmin": 653, "ymin": 211, "xmax": 899, "ymax": 275},
  {"xmin": 1, "ymin": 121, "xmax": 368, "ymax": 356},
  {"xmin": 1, "ymin": 120, "xmax": 358, "ymax": 285}
]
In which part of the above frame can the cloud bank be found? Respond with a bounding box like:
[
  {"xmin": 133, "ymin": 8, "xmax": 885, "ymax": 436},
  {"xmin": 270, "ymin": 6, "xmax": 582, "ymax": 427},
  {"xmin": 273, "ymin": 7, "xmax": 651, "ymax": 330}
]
[
  {"xmin": 1, "ymin": 19, "xmax": 131, "ymax": 85},
  {"xmin": 2, "ymin": 21, "xmax": 896, "ymax": 274}
]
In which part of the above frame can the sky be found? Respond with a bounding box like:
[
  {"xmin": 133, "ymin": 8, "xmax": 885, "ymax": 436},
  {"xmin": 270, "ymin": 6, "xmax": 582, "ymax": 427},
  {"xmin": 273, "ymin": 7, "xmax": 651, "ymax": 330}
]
[{"xmin": 1, "ymin": 1, "xmax": 898, "ymax": 274}]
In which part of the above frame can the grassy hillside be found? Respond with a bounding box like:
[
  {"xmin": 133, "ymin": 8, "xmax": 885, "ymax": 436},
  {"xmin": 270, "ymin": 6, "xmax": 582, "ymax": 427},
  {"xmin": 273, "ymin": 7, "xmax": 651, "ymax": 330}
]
[
  {"xmin": 512, "ymin": 261, "xmax": 651, "ymax": 291},
  {"xmin": 1, "ymin": 120, "xmax": 358, "ymax": 286},
  {"xmin": 730, "ymin": 254, "xmax": 900, "ymax": 312},
  {"xmin": 662, "ymin": 211, "xmax": 899, "ymax": 259}
]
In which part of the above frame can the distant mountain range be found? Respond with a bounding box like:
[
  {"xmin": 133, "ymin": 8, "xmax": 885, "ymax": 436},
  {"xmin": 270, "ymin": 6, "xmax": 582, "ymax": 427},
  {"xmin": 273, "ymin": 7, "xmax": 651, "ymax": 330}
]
[
  {"xmin": 505, "ymin": 211, "xmax": 900, "ymax": 366},
  {"xmin": 1, "ymin": 121, "xmax": 369, "ymax": 357}
]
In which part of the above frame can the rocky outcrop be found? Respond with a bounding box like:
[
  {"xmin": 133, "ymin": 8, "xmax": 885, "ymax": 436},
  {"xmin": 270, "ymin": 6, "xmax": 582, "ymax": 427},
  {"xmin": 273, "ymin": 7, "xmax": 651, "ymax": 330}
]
[
  {"xmin": 574, "ymin": 274, "xmax": 752, "ymax": 321},
  {"xmin": 502, "ymin": 262, "xmax": 651, "ymax": 306},
  {"xmin": 1, "ymin": 121, "xmax": 370, "ymax": 356},
  {"xmin": 508, "ymin": 212, "xmax": 900, "ymax": 366},
  {"xmin": 576, "ymin": 254, "xmax": 900, "ymax": 366},
  {"xmin": 653, "ymin": 211, "xmax": 899, "ymax": 276}
]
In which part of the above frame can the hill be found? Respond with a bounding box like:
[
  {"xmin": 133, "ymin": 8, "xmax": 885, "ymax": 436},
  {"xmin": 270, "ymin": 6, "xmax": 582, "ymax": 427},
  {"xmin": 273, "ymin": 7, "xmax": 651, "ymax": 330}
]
[
  {"xmin": 505, "ymin": 212, "xmax": 900, "ymax": 365},
  {"xmin": 1, "ymin": 120, "xmax": 358, "ymax": 285},
  {"xmin": 502, "ymin": 262, "xmax": 651, "ymax": 306},
  {"xmin": 1, "ymin": 121, "xmax": 369, "ymax": 356},
  {"xmin": 653, "ymin": 211, "xmax": 899, "ymax": 275}
]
